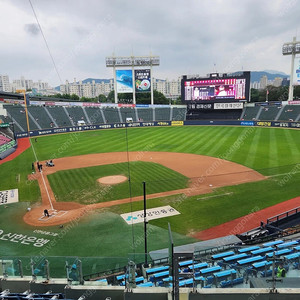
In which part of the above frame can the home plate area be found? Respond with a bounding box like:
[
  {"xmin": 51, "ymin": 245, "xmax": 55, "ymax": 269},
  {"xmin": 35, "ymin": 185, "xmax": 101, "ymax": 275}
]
[
  {"xmin": 38, "ymin": 209, "xmax": 68, "ymax": 221},
  {"xmin": 121, "ymin": 205, "xmax": 180, "ymax": 225}
]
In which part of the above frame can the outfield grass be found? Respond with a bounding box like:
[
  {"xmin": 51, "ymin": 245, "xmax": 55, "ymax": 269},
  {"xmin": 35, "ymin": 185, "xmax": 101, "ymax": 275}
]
[
  {"xmin": 48, "ymin": 162, "xmax": 189, "ymax": 204},
  {"xmin": 0, "ymin": 126, "xmax": 299, "ymax": 262},
  {"xmin": 29, "ymin": 126, "xmax": 300, "ymax": 174},
  {"xmin": 110, "ymin": 171, "xmax": 300, "ymax": 234}
]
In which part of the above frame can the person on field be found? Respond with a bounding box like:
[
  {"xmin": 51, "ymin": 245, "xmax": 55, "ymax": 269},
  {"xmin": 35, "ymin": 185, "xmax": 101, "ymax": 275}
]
[{"xmin": 44, "ymin": 209, "xmax": 50, "ymax": 217}]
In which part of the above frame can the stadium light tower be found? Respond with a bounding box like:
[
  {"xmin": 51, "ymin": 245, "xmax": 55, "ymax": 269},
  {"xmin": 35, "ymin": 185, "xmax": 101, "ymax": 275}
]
[{"xmin": 282, "ymin": 36, "xmax": 300, "ymax": 101}]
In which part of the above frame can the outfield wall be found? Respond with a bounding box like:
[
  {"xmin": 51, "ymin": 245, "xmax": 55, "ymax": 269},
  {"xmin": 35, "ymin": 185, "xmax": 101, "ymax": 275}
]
[{"xmin": 14, "ymin": 120, "xmax": 300, "ymax": 139}]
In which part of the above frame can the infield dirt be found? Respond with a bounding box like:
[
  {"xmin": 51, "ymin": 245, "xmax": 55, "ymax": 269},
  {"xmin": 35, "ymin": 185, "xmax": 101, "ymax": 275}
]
[{"xmin": 24, "ymin": 152, "xmax": 265, "ymax": 228}]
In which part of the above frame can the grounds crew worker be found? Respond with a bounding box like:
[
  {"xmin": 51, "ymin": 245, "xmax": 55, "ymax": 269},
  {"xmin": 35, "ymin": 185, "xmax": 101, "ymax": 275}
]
[{"xmin": 277, "ymin": 264, "xmax": 286, "ymax": 278}]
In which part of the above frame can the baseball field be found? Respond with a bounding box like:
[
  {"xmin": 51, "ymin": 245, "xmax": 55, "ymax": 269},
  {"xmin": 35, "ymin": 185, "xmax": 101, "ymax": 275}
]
[{"xmin": 0, "ymin": 125, "xmax": 299, "ymax": 275}]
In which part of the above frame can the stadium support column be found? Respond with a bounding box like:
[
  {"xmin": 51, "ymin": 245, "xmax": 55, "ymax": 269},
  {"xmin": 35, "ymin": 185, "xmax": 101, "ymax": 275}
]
[
  {"xmin": 288, "ymin": 37, "xmax": 296, "ymax": 101},
  {"xmin": 132, "ymin": 62, "xmax": 136, "ymax": 104},
  {"xmin": 113, "ymin": 65, "xmax": 118, "ymax": 104},
  {"xmin": 150, "ymin": 64, "xmax": 154, "ymax": 105}
]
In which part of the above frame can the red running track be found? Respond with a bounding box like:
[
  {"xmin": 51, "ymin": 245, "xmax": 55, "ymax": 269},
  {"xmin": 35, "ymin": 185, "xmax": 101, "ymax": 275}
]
[
  {"xmin": 0, "ymin": 138, "xmax": 31, "ymax": 165},
  {"xmin": 193, "ymin": 196, "xmax": 300, "ymax": 240}
]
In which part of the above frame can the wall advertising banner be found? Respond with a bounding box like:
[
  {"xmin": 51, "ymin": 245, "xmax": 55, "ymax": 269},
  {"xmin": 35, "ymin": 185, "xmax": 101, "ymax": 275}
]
[
  {"xmin": 116, "ymin": 70, "xmax": 133, "ymax": 93},
  {"xmin": 0, "ymin": 189, "xmax": 18, "ymax": 205},
  {"xmin": 214, "ymin": 102, "xmax": 243, "ymax": 110},
  {"xmin": 294, "ymin": 58, "xmax": 300, "ymax": 85},
  {"xmin": 135, "ymin": 69, "xmax": 151, "ymax": 92}
]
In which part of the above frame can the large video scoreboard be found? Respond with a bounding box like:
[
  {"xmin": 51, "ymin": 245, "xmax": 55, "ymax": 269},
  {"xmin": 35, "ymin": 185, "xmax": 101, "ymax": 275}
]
[{"xmin": 181, "ymin": 71, "xmax": 250, "ymax": 103}]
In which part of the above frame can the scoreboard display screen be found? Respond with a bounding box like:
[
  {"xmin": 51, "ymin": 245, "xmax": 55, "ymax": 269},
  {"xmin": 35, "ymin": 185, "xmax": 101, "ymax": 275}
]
[{"xmin": 182, "ymin": 72, "xmax": 250, "ymax": 102}]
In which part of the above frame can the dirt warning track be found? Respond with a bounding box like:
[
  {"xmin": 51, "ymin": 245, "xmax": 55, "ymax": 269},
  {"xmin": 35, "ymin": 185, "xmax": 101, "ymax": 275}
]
[{"xmin": 24, "ymin": 152, "xmax": 265, "ymax": 227}]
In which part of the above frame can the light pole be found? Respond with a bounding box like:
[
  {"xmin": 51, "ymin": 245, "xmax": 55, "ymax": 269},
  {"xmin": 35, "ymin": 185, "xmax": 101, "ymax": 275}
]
[
  {"xmin": 143, "ymin": 181, "xmax": 148, "ymax": 267},
  {"xmin": 282, "ymin": 37, "xmax": 300, "ymax": 101}
]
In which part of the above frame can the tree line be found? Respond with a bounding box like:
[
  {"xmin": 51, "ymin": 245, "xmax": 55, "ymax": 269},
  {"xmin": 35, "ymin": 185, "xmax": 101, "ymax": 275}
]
[
  {"xmin": 250, "ymin": 85, "xmax": 300, "ymax": 102},
  {"xmin": 38, "ymin": 86, "xmax": 300, "ymax": 103},
  {"xmin": 43, "ymin": 90, "xmax": 181, "ymax": 104}
]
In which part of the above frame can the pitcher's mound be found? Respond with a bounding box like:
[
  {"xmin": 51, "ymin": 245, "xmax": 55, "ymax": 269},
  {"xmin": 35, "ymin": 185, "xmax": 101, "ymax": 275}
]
[{"xmin": 97, "ymin": 175, "xmax": 127, "ymax": 185}]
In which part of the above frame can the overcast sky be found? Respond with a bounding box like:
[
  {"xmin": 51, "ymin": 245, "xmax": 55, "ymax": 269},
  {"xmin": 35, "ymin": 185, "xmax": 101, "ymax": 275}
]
[{"xmin": 0, "ymin": 0, "xmax": 299, "ymax": 86}]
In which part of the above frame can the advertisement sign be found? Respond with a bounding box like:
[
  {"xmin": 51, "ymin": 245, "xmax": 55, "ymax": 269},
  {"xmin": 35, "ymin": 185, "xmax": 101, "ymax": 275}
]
[
  {"xmin": 116, "ymin": 70, "xmax": 133, "ymax": 93},
  {"xmin": 118, "ymin": 104, "xmax": 135, "ymax": 108},
  {"xmin": 294, "ymin": 58, "xmax": 300, "ymax": 85},
  {"xmin": 256, "ymin": 121, "xmax": 271, "ymax": 127},
  {"xmin": 188, "ymin": 103, "xmax": 212, "ymax": 110},
  {"xmin": 171, "ymin": 121, "xmax": 184, "ymax": 126},
  {"xmin": 121, "ymin": 205, "xmax": 180, "ymax": 225},
  {"xmin": 135, "ymin": 69, "xmax": 151, "ymax": 92},
  {"xmin": 240, "ymin": 121, "xmax": 254, "ymax": 126},
  {"xmin": 106, "ymin": 56, "xmax": 160, "ymax": 67},
  {"xmin": 288, "ymin": 100, "xmax": 300, "ymax": 105},
  {"xmin": 273, "ymin": 122, "xmax": 289, "ymax": 128},
  {"xmin": 0, "ymin": 189, "xmax": 18, "ymax": 205},
  {"xmin": 214, "ymin": 102, "xmax": 243, "ymax": 110}
]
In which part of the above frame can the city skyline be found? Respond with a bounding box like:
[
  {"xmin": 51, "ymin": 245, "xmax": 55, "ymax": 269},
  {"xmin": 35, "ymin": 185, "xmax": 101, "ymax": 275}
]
[{"xmin": 0, "ymin": 0, "xmax": 299, "ymax": 86}]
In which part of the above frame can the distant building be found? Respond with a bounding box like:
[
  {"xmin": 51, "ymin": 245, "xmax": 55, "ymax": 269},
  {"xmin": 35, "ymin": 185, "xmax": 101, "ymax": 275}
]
[
  {"xmin": 60, "ymin": 79, "xmax": 114, "ymax": 98},
  {"xmin": 60, "ymin": 77, "xmax": 181, "ymax": 100},
  {"xmin": 250, "ymin": 81, "xmax": 261, "ymax": 89},
  {"xmin": 259, "ymin": 75, "xmax": 268, "ymax": 89},
  {"xmin": 282, "ymin": 77, "xmax": 289, "ymax": 86},
  {"xmin": 0, "ymin": 75, "xmax": 12, "ymax": 92},
  {"xmin": 0, "ymin": 75, "xmax": 53, "ymax": 95},
  {"xmin": 273, "ymin": 77, "xmax": 283, "ymax": 87}
]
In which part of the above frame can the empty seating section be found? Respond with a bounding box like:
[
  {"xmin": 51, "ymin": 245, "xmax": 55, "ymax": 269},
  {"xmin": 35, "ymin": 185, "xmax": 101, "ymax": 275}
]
[
  {"xmin": 4, "ymin": 105, "xmax": 28, "ymax": 131},
  {"xmin": 27, "ymin": 106, "xmax": 53, "ymax": 129},
  {"xmin": 4, "ymin": 103, "xmax": 299, "ymax": 135},
  {"xmin": 119, "ymin": 107, "xmax": 137, "ymax": 122},
  {"xmin": 212, "ymin": 251, "xmax": 235, "ymax": 259},
  {"xmin": 277, "ymin": 240, "xmax": 298, "ymax": 248},
  {"xmin": 46, "ymin": 107, "xmax": 72, "ymax": 127},
  {"xmin": 2, "ymin": 238, "xmax": 300, "ymax": 290},
  {"xmin": 263, "ymin": 240, "xmax": 283, "ymax": 247},
  {"xmin": 0, "ymin": 134, "xmax": 11, "ymax": 146},
  {"xmin": 0, "ymin": 115, "xmax": 12, "ymax": 123},
  {"xmin": 155, "ymin": 108, "xmax": 171, "ymax": 121},
  {"xmin": 242, "ymin": 106, "xmax": 260, "ymax": 120},
  {"xmin": 251, "ymin": 247, "xmax": 274, "ymax": 255},
  {"xmin": 136, "ymin": 108, "xmax": 153, "ymax": 121},
  {"xmin": 278, "ymin": 105, "xmax": 300, "ymax": 121},
  {"xmin": 172, "ymin": 107, "xmax": 186, "ymax": 121},
  {"xmin": 65, "ymin": 107, "xmax": 88, "ymax": 124},
  {"xmin": 259, "ymin": 106, "xmax": 281, "ymax": 120},
  {"xmin": 84, "ymin": 107, "xmax": 104, "ymax": 124},
  {"xmin": 102, "ymin": 107, "xmax": 120, "ymax": 123},
  {"xmin": 238, "ymin": 246, "xmax": 260, "ymax": 253}
]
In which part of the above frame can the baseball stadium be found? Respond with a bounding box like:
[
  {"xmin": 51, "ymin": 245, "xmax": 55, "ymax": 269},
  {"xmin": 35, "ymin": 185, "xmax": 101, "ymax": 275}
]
[{"xmin": 0, "ymin": 73, "xmax": 300, "ymax": 299}]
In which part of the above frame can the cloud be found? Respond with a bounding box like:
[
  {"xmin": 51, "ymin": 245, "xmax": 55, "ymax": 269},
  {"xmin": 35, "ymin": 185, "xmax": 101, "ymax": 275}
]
[
  {"xmin": 0, "ymin": 0, "xmax": 299, "ymax": 85},
  {"xmin": 24, "ymin": 23, "xmax": 40, "ymax": 36}
]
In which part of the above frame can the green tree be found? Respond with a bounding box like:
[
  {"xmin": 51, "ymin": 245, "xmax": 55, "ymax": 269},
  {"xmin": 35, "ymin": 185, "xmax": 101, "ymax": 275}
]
[
  {"xmin": 107, "ymin": 91, "xmax": 115, "ymax": 103},
  {"xmin": 98, "ymin": 94, "xmax": 107, "ymax": 103},
  {"xmin": 70, "ymin": 94, "xmax": 79, "ymax": 100},
  {"xmin": 80, "ymin": 97, "xmax": 97, "ymax": 102},
  {"xmin": 250, "ymin": 88, "xmax": 259, "ymax": 102},
  {"xmin": 294, "ymin": 86, "xmax": 300, "ymax": 99},
  {"xmin": 136, "ymin": 90, "xmax": 169, "ymax": 104},
  {"xmin": 173, "ymin": 96, "xmax": 183, "ymax": 105}
]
